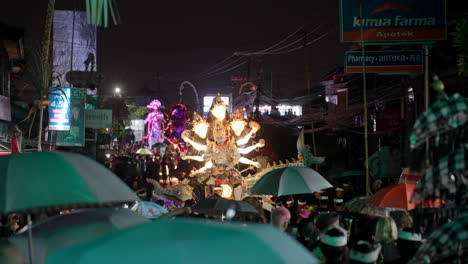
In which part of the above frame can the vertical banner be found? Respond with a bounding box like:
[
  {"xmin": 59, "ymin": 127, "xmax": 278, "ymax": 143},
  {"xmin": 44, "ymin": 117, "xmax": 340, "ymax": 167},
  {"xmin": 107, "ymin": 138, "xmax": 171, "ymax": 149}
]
[
  {"xmin": 49, "ymin": 88, "xmax": 71, "ymax": 131},
  {"xmin": 56, "ymin": 88, "xmax": 86, "ymax": 146}
]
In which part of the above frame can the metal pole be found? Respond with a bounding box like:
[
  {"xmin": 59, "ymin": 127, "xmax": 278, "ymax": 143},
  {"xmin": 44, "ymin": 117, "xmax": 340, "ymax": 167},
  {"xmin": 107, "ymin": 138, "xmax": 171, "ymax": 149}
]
[
  {"xmin": 424, "ymin": 44, "xmax": 430, "ymax": 164},
  {"xmin": 27, "ymin": 213, "xmax": 34, "ymax": 264},
  {"xmin": 424, "ymin": 44, "xmax": 430, "ymax": 110},
  {"xmin": 302, "ymin": 31, "xmax": 318, "ymax": 169},
  {"xmin": 359, "ymin": 3, "xmax": 371, "ymax": 195}
]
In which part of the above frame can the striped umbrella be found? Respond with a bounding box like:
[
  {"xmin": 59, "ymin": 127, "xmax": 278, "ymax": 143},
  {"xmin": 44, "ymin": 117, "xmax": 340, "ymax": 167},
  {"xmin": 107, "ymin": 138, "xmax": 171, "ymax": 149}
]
[
  {"xmin": 134, "ymin": 148, "xmax": 153, "ymax": 155},
  {"xmin": 0, "ymin": 152, "xmax": 139, "ymax": 214},
  {"xmin": 409, "ymin": 213, "xmax": 468, "ymax": 264},
  {"xmin": 410, "ymin": 93, "xmax": 468, "ymax": 149}
]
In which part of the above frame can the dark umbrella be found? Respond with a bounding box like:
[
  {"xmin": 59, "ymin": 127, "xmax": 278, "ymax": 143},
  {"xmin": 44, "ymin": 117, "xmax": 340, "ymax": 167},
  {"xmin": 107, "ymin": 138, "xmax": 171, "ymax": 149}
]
[{"xmin": 192, "ymin": 198, "xmax": 258, "ymax": 216}]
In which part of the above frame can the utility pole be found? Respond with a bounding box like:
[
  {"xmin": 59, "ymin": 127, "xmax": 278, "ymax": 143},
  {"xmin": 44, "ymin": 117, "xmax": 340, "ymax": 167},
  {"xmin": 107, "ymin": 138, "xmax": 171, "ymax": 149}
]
[
  {"xmin": 302, "ymin": 31, "xmax": 318, "ymax": 169},
  {"xmin": 358, "ymin": 2, "xmax": 371, "ymax": 195}
]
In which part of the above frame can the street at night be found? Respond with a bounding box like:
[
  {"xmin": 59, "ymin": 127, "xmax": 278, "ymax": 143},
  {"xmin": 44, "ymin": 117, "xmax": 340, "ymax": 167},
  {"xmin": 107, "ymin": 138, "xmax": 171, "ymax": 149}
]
[{"xmin": 0, "ymin": 1, "xmax": 467, "ymax": 263}]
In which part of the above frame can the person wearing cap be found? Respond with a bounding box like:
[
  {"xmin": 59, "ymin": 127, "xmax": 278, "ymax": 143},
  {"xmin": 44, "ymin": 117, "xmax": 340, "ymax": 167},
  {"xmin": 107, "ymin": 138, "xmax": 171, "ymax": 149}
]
[
  {"xmin": 313, "ymin": 226, "xmax": 349, "ymax": 264},
  {"xmin": 349, "ymin": 240, "xmax": 381, "ymax": 264},
  {"xmin": 317, "ymin": 195, "xmax": 330, "ymax": 212},
  {"xmin": 333, "ymin": 198, "xmax": 344, "ymax": 212},
  {"xmin": 335, "ymin": 188, "xmax": 345, "ymax": 199},
  {"xmin": 393, "ymin": 228, "xmax": 423, "ymax": 264}
]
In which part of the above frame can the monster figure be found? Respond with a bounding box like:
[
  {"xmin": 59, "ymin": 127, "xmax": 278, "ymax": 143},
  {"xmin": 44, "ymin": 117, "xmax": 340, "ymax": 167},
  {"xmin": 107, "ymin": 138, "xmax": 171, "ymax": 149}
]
[
  {"xmin": 141, "ymin": 99, "xmax": 166, "ymax": 148},
  {"xmin": 164, "ymin": 104, "xmax": 190, "ymax": 152},
  {"xmin": 147, "ymin": 178, "xmax": 194, "ymax": 207},
  {"xmin": 180, "ymin": 94, "xmax": 265, "ymax": 198}
]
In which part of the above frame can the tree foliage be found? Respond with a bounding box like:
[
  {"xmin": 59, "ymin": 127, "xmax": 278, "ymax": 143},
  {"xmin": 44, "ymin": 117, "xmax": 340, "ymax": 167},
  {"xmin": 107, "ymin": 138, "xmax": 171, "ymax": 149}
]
[{"xmin": 128, "ymin": 105, "xmax": 149, "ymax": 119}]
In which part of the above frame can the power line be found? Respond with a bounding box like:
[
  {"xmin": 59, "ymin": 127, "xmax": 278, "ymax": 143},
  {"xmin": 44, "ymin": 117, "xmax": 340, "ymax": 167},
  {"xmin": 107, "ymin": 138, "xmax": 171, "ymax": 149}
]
[
  {"xmin": 252, "ymin": 24, "xmax": 305, "ymax": 54},
  {"xmin": 255, "ymin": 25, "xmax": 321, "ymax": 55}
]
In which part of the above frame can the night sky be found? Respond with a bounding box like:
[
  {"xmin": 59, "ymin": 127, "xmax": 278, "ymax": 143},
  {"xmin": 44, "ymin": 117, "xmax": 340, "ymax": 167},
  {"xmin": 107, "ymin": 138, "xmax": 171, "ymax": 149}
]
[{"xmin": 2, "ymin": 1, "xmax": 348, "ymax": 103}]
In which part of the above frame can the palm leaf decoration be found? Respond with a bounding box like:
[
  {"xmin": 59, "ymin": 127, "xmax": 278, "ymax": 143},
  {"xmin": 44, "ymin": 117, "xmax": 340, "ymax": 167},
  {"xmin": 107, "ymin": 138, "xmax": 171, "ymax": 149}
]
[
  {"xmin": 86, "ymin": 0, "xmax": 121, "ymax": 27},
  {"xmin": 452, "ymin": 16, "xmax": 468, "ymax": 77}
]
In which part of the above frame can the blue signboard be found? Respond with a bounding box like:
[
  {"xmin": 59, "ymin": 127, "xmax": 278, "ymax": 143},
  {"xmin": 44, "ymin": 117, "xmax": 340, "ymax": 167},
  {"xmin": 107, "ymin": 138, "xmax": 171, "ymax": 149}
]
[
  {"xmin": 49, "ymin": 87, "xmax": 71, "ymax": 131},
  {"xmin": 345, "ymin": 50, "xmax": 424, "ymax": 73},
  {"xmin": 340, "ymin": 0, "xmax": 446, "ymax": 42}
]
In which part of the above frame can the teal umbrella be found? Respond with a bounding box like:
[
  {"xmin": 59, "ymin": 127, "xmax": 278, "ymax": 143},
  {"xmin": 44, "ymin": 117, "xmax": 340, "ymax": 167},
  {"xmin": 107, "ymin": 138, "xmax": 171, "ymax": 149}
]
[
  {"xmin": 44, "ymin": 218, "xmax": 318, "ymax": 264},
  {"xmin": 250, "ymin": 167, "xmax": 333, "ymax": 196},
  {"xmin": 0, "ymin": 152, "xmax": 139, "ymax": 264},
  {"xmin": 0, "ymin": 152, "xmax": 139, "ymax": 214},
  {"xmin": 9, "ymin": 208, "xmax": 148, "ymax": 264}
]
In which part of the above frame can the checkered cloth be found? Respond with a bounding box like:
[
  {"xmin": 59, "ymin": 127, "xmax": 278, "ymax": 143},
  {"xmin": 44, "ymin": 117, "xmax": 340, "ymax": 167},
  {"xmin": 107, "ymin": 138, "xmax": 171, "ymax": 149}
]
[
  {"xmin": 409, "ymin": 212, "xmax": 468, "ymax": 264},
  {"xmin": 411, "ymin": 144, "xmax": 468, "ymax": 203},
  {"xmin": 410, "ymin": 93, "xmax": 468, "ymax": 149}
]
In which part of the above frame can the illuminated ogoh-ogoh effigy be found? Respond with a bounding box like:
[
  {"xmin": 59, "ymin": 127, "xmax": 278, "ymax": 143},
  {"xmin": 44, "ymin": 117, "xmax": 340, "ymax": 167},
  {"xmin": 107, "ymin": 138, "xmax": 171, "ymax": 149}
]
[
  {"xmin": 181, "ymin": 94, "xmax": 265, "ymax": 198},
  {"xmin": 141, "ymin": 99, "xmax": 166, "ymax": 148}
]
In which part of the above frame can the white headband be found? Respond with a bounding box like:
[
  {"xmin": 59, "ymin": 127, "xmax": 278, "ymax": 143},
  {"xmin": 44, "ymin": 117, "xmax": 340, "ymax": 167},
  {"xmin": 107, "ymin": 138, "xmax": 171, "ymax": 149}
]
[
  {"xmin": 136, "ymin": 190, "xmax": 147, "ymax": 197},
  {"xmin": 334, "ymin": 198, "xmax": 343, "ymax": 203},
  {"xmin": 321, "ymin": 227, "xmax": 347, "ymax": 247},
  {"xmin": 320, "ymin": 196, "xmax": 329, "ymax": 200},
  {"xmin": 286, "ymin": 200, "xmax": 294, "ymax": 204},
  {"xmin": 399, "ymin": 231, "xmax": 422, "ymax": 241},
  {"xmin": 349, "ymin": 241, "xmax": 381, "ymax": 263},
  {"xmin": 298, "ymin": 200, "xmax": 307, "ymax": 205}
]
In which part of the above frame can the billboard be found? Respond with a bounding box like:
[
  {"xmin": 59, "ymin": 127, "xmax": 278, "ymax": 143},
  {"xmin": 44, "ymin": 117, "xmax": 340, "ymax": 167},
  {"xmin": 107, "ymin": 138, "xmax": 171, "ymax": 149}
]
[
  {"xmin": 85, "ymin": 109, "xmax": 112, "ymax": 129},
  {"xmin": 203, "ymin": 94, "xmax": 231, "ymax": 116},
  {"xmin": 340, "ymin": 0, "xmax": 446, "ymax": 42},
  {"xmin": 56, "ymin": 88, "xmax": 86, "ymax": 146},
  {"xmin": 49, "ymin": 87, "xmax": 71, "ymax": 131},
  {"xmin": 53, "ymin": 10, "xmax": 97, "ymax": 87},
  {"xmin": 345, "ymin": 50, "xmax": 423, "ymax": 73}
]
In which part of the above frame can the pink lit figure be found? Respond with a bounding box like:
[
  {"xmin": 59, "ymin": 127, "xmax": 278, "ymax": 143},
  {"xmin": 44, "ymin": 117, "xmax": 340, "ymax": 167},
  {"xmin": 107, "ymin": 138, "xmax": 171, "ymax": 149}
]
[{"xmin": 141, "ymin": 99, "xmax": 166, "ymax": 148}]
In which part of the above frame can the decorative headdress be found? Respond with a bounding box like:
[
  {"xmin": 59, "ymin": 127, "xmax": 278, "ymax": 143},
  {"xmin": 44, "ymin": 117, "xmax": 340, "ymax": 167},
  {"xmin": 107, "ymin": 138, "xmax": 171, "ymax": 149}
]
[{"xmin": 147, "ymin": 99, "xmax": 161, "ymax": 109}]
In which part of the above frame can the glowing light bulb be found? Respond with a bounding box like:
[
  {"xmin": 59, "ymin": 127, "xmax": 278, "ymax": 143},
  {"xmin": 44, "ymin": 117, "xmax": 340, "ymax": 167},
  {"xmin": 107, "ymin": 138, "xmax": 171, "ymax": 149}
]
[
  {"xmin": 193, "ymin": 122, "xmax": 209, "ymax": 139},
  {"xmin": 211, "ymin": 105, "xmax": 227, "ymax": 121},
  {"xmin": 230, "ymin": 120, "xmax": 247, "ymax": 137}
]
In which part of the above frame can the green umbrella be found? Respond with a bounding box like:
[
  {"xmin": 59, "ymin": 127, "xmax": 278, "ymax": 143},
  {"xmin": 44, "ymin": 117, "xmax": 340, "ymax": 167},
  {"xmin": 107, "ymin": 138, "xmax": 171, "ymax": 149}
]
[
  {"xmin": 250, "ymin": 167, "xmax": 333, "ymax": 196},
  {"xmin": 410, "ymin": 93, "xmax": 468, "ymax": 149},
  {"xmin": 0, "ymin": 152, "xmax": 139, "ymax": 264},
  {"xmin": 409, "ymin": 212, "xmax": 468, "ymax": 264},
  {"xmin": 44, "ymin": 218, "xmax": 318, "ymax": 264},
  {"xmin": 151, "ymin": 142, "xmax": 168, "ymax": 149},
  {"xmin": 192, "ymin": 198, "xmax": 258, "ymax": 216},
  {"xmin": 9, "ymin": 208, "xmax": 148, "ymax": 264},
  {"xmin": 134, "ymin": 148, "xmax": 152, "ymax": 155},
  {"xmin": 0, "ymin": 152, "xmax": 139, "ymax": 214}
]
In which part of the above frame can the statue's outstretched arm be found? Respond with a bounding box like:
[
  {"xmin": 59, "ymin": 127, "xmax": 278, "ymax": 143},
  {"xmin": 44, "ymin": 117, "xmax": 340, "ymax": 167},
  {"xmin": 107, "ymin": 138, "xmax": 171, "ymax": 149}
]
[
  {"xmin": 239, "ymin": 157, "xmax": 261, "ymax": 168},
  {"xmin": 238, "ymin": 139, "xmax": 264, "ymax": 154}
]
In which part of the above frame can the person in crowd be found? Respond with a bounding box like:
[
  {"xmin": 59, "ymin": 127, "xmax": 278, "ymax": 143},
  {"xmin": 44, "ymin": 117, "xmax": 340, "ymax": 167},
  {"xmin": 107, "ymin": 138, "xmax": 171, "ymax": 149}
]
[
  {"xmin": 316, "ymin": 212, "xmax": 341, "ymax": 233},
  {"xmin": 374, "ymin": 217, "xmax": 400, "ymax": 263},
  {"xmin": 317, "ymin": 196, "xmax": 330, "ymax": 212},
  {"xmin": 313, "ymin": 226, "xmax": 349, "ymax": 264},
  {"xmin": 349, "ymin": 240, "xmax": 382, "ymax": 264},
  {"xmin": 393, "ymin": 228, "xmax": 423, "ymax": 264},
  {"xmin": 271, "ymin": 206, "xmax": 291, "ymax": 232},
  {"xmin": 389, "ymin": 211, "xmax": 413, "ymax": 230},
  {"xmin": 335, "ymin": 188, "xmax": 345, "ymax": 199},
  {"xmin": 297, "ymin": 218, "xmax": 321, "ymax": 251},
  {"xmin": 334, "ymin": 198, "xmax": 345, "ymax": 212}
]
